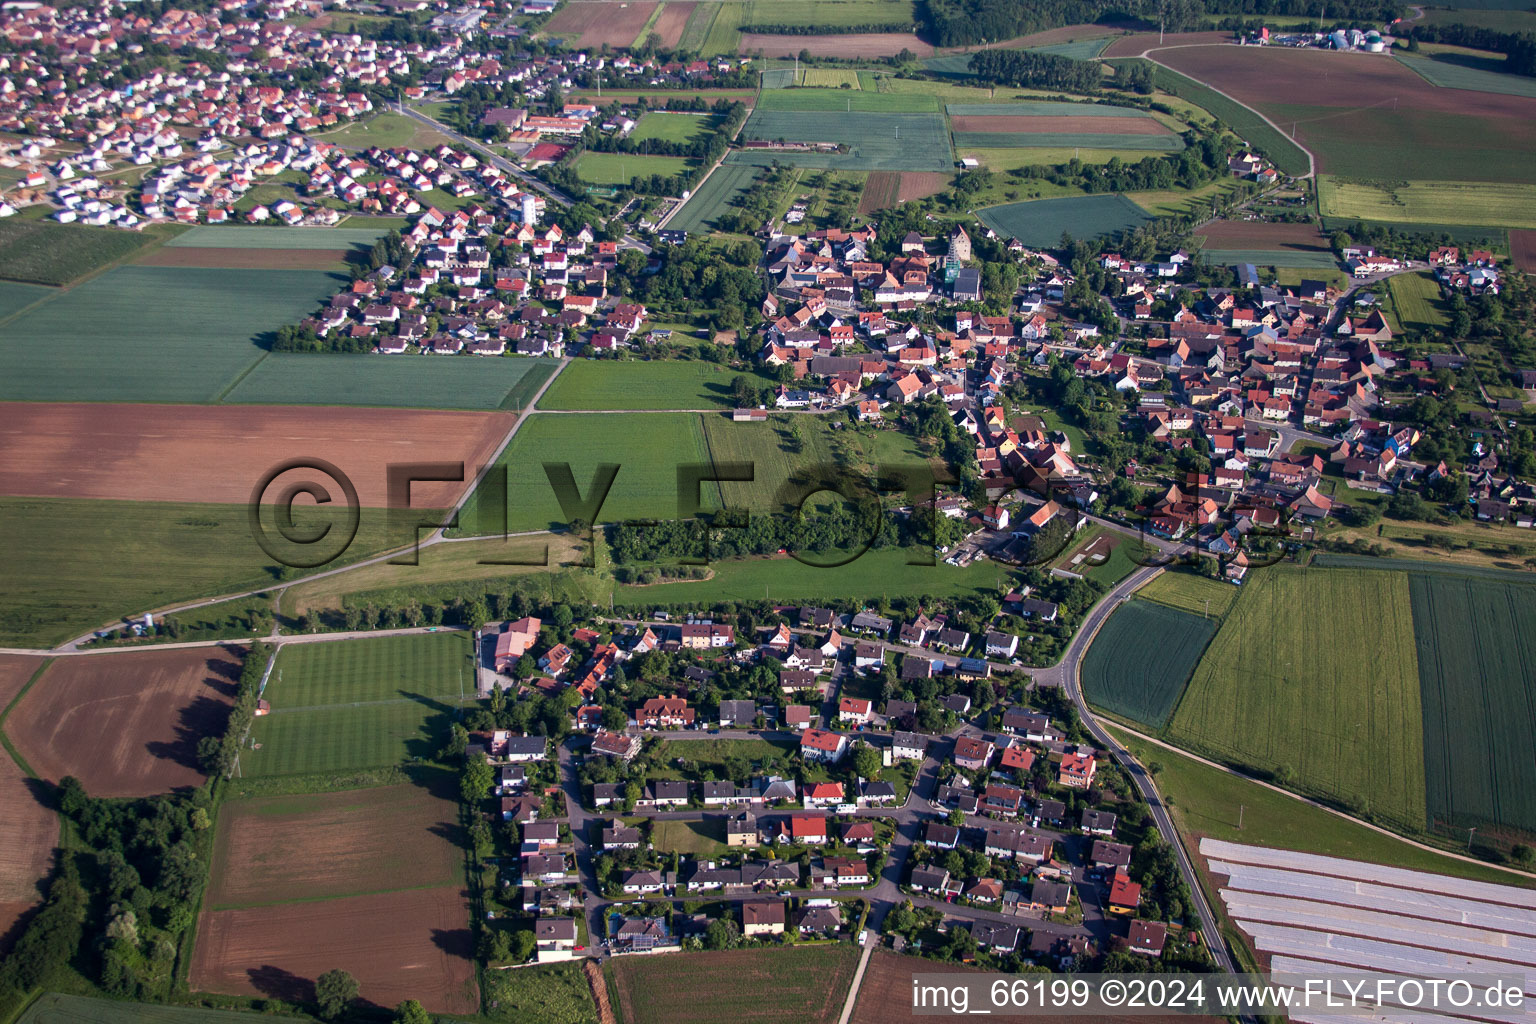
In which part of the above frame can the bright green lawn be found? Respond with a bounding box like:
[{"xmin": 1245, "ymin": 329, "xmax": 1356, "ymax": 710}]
[
  {"xmin": 538, "ymin": 359, "xmax": 777, "ymax": 410},
  {"xmin": 1136, "ymin": 569, "xmax": 1240, "ymax": 619},
  {"xmin": 1387, "ymin": 271, "xmax": 1450, "ymax": 333},
  {"xmin": 576, "ymin": 152, "xmax": 695, "ymax": 185},
  {"xmin": 629, "ymin": 111, "xmax": 722, "ymax": 145}
]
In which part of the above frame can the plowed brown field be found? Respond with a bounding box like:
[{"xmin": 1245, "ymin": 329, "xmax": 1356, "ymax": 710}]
[
  {"xmin": 898, "ymin": 171, "xmax": 950, "ymax": 202},
  {"xmin": 0, "ymin": 654, "xmax": 53, "ymax": 952},
  {"xmin": 0, "ymin": 403, "xmax": 514, "ymax": 507},
  {"xmin": 191, "ymin": 885, "xmax": 476, "ymax": 1014},
  {"xmin": 950, "ymin": 115, "xmax": 1173, "ymax": 135},
  {"xmin": 546, "ymin": 0, "xmax": 659, "ymax": 48},
  {"xmin": 1103, "ymin": 30, "xmax": 1234, "ymax": 57},
  {"xmin": 207, "ymin": 779, "xmax": 461, "ymax": 909},
  {"xmin": 1198, "ymin": 219, "xmax": 1330, "ymax": 251},
  {"xmin": 8, "ymin": 646, "xmax": 243, "ymax": 797},
  {"xmin": 651, "ymin": 1, "xmax": 696, "ymax": 46},
  {"xmin": 1511, "ymin": 229, "xmax": 1536, "ymax": 273}
]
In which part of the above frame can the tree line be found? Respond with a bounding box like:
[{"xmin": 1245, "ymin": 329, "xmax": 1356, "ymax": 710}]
[
  {"xmin": 1405, "ymin": 22, "xmax": 1536, "ymax": 77},
  {"xmin": 966, "ymin": 49, "xmax": 1103, "ymax": 92}
]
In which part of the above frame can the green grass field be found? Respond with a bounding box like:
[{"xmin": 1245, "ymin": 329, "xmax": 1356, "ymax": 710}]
[
  {"xmin": 629, "ymin": 110, "xmax": 723, "ymax": 144},
  {"xmin": 1169, "ymin": 567, "xmax": 1427, "ymax": 832},
  {"xmin": 756, "ymin": 89, "xmax": 938, "ymax": 112},
  {"xmin": 539, "ymin": 359, "xmax": 777, "ymax": 410},
  {"xmin": 1128, "ymin": 182, "xmax": 1246, "ymax": 218},
  {"xmin": 1411, "ymin": 572, "xmax": 1536, "ymax": 841},
  {"xmin": 739, "ymin": 110, "xmax": 951, "ymax": 171},
  {"xmin": 1081, "ymin": 598, "xmax": 1219, "ymax": 729},
  {"xmin": 961, "ymin": 147, "xmax": 1168, "ymax": 172},
  {"xmin": 0, "ymin": 280, "xmax": 55, "ymax": 320},
  {"xmin": 16, "ymin": 994, "xmax": 276, "ymax": 1024},
  {"xmin": 576, "ymin": 151, "xmax": 695, "ymax": 185},
  {"xmin": 945, "ymin": 102, "xmax": 1156, "ymax": 117},
  {"xmin": 1137, "ymin": 570, "xmax": 1240, "ymax": 619},
  {"xmin": 163, "ymin": 226, "xmax": 388, "ymax": 249},
  {"xmin": 1394, "ymin": 52, "xmax": 1536, "ymax": 99},
  {"xmin": 701, "ymin": 0, "xmax": 744, "ymax": 56},
  {"xmin": 742, "ymin": 0, "xmax": 918, "ymax": 28},
  {"xmin": 1317, "ymin": 175, "xmax": 1536, "ymax": 229},
  {"xmin": 0, "ymin": 265, "xmax": 342, "ymax": 403},
  {"xmin": 954, "ymin": 132, "xmax": 1184, "ymax": 151},
  {"xmin": 0, "ymin": 498, "xmax": 399, "ymax": 648},
  {"xmin": 0, "ymin": 219, "xmax": 174, "ymax": 286},
  {"xmin": 1107, "ymin": 725, "xmax": 1535, "ymax": 887},
  {"xmin": 608, "ymin": 945, "xmax": 860, "ymax": 1024},
  {"xmin": 977, "ymin": 194, "xmax": 1152, "ymax": 248},
  {"xmin": 245, "ymin": 632, "xmax": 473, "ymax": 777},
  {"xmin": 650, "ymin": 818, "xmax": 729, "ymax": 856},
  {"xmin": 222, "ymin": 353, "xmax": 557, "ymax": 410},
  {"xmin": 1387, "ymin": 271, "xmax": 1450, "ymax": 333},
  {"xmin": 1266, "ymin": 102, "xmax": 1532, "ymax": 182},
  {"xmin": 679, "ymin": 1, "xmax": 721, "ymax": 51},
  {"xmin": 658, "ymin": 736, "xmax": 797, "ymax": 764},
  {"xmin": 482, "ymin": 962, "xmax": 596, "ymax": 1024}
]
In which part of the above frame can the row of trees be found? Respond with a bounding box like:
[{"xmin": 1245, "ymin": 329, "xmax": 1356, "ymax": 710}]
[{"xmin": 1406, "ymin": 22, "xmax": 1536, "ymax": 77}]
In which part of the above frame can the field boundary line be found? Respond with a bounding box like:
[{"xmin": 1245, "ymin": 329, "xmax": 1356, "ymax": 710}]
[
  {"xmin": 0, "ymin": 658, "xmax": 53, "ymax": 779},
  {"xmin": 836, "ymin": 935, "xmax": 876, "ymax": 1024},
  {"xmin": 0, "ymin": 285, "xmax": 66, "ymax": 331},
  {"xmin": 210, "ymin": 349, "xmax": 271, "ymax": 404},
  {"xmin": 1106, "ymin": 721, "xmax": 1536, "ymax": 883}
]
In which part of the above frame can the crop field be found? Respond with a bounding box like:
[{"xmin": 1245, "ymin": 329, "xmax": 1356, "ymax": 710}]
[
  {"xmin": 456, "ymin": 412, "xmax": 714, "ymax": 534},
  {"xmin": 482, "ymin": 963, "xmax": 596, "ymax": 1024},
  {"xmin": 737, "ymin": 111, "xmax": 953, "ymax": 171},
  {"xmin": 0, "ymin": 219, "xmax": 174, "ymax": 286},
  {"xmin": 948, "ymin": 102, "xmax": 1185, "ymax": 151},
  {"xmin": 577, "ymin": 151, "xmax": 695, "ymax": 185},
  {"xmin": 898, "ymin": 170, "xmax": 951, "ymax": 202},
  {"xmin": 1154, "ymin": 47, "xmax": 1536, "ymax": 182},
  {"xmin": 0, "ymin": 266, "xmax": 340, "ymax": 403},
  {"xmin": 858, "ymin": 170, "xmax": 902, "ymax": 213},
  {"xmin": 8, "ymin": 646, "xmax": 242, "ymax": 797},
  {"xmin": 756, "ymin": 88, "xmax": 938, "ymax": 112},
  {"xmin": 1081, "ymin": 598, "xmax": 1219, "ymax": 729},
  {"xmin": 539, "ymin": 359, "xmax": 776, "ymax": 410},
  {"xmin": 1028, "ymin": 36, "xmax": 1115, "ymax": 59},
  {"xmin": 192, "ymin": 885, "xmax": 476, "ymax": 1015},
  {"xmin": 223, "ymin": 352, "xmax": 557, "ymax": 410},
  {"xmin": 1197, "ymin": 219, "xmax": 1330, "ymax": 252},
  {"xmin": 1134, "ymin": 61, "xmax": 1312, "ymax": 177},
  {"xmin": 742, "ymin": 0, "xmax": 918, "ymax": 28},
  {"xmin": 700, "ymin": 0, "xmax": 744, "ymax": 54},
  {"xmin": 0, "ymin": 654, "xmax": 53, "ymax": 948},
  {"xmin": 1387, "ymin": 271, "xmax": 1450, "ymax": 333},
  {"xmin": 608, "ymin": 945, "xmax": 859, "ymax": 1024},
  {"xmin": 164, "ymin": 227, "xmax": 386, "ymax": 249},
  {"xmin": 243, "ymin": 632, "xmax": 474, "ymax": 777},
  {"xmin": 742, "ymin": 31, "xmax": 933, "ymax": 57},
  {"xmin": 1410, "ymin": 572, "xmax": 1536, "ymax": 841},
  {"xmin": 1169, "ymin": 567, "xmax": 1428, "ymax": 832},
  {"xmin": 207, "ymin": 775, "xmax": 461, "ymax": 909},
  {"xmin": 678, "ymin": 0, "xmax": 720, "ymax": 50},
  {"xmin": 1201, "ymin": 249, "xmax": 1341, "ymax": 269},
  {"xmin": 977, "ymin": 194, "xmax": 1152, "ymax": 247},
  {"xmin": 1395, "ymin": 52, "xmax": 1536, "ymax": 99},
  {"xmin": 1136, "ymin": 570, "xmax": 1239, "ymax": 619},
  {"xmin": 0, "ymin": 402, "xmax": 511, "ymax": 506},
  {"xmin": 961, "ymin": 147, "xmax": 1166, "ymax": 171},
  {"xmin": 653, "ymin": 160, "xmax": 757, "ymax": 234},
  {"xmin": 954, "ymin": 130, "xmax": 1184, "ymax": 151},
  {"xmin": 649, "ymin": 2, "xmax": 697, "ymax": 47},
  {"xmin": 760, "ymin": 67, "xmax": 796, "ymax": 88},
  {"xmin": 544, "ymin": 0, "xmax": 659, "ymax": 48},
  {"xmin": 629, "ymin": 110, "xmax": 721, "ymax": 144},
  {"xmin": 1317, "ymin": 175, "xmax": 1536, "ymax": 229},
  {"xmin": 1512, "ymin": 229, "xmax": 1536, "ymax": 272},
  {"xmin": 802, "ymin": 68, "xmax": 863, "ymax": 88},
  {"xmin": 0, "ymin": 281, "xmax": 53, "ymax": 321},
  {"xmin": 134, "ymin": 246, "xmax": 352, "ymax": 271},
  {"xmin": 0, "ymin": 497, "xmax": 398, "ymax": 648},
  {"xmin": 16, "ymin": 994, "xmax": 282, "ymax": 1024}
]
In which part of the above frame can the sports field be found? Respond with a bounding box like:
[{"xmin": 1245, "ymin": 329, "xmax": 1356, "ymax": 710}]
[
  {"xmin": 539, "ymin": 359, "xmax": 777, "ymax": 410},
  {"xmin": 1394, "ymin": 53, "xmax": 1536, "ymax": 99},
  {"xmin": 222, "ymin": 352, "xmax": 557, "ymax": 409},
  {"xmin": 608, "ymin": 945, "xmax": 860, "ymax": 1024},
  {"xmin": 243, "ymin": 632, "xmax": 474, "ymax": 777},
  {"xmin": 1317, "ymin": 176, "xmax": 1536, "ymax": 229},
  {"xmin": 0, "ymin": 498, "xmax": 398, "ymax": 648},
  {"xmin": 1081, "ymin": 598, "xmax": 1219, "ymax": 729},
  {"xmin": 667, "ymin": 162, "xmax": 761, "ymax": 233},
  {"xmin": 1169, "ymin": 567, "xmax": 1427, "ymax": 832},
  {"xmin": 977, "ymin": 194, "xmax": 1152, "ymax": 248},
  {"xmin": 576, "ymin": 151, "xmax": 694, "ymax": 185},
  {"xmin": 0, "ymin": 219, "xmax": 174, "ymax": 286},
  {"xmin": 738, "ymin": 110, "xmax": 952, "ymax": 170},
  {"xmin": 629, "ymin": 110, "xmax": 722, "ymax": 144},
  {"xmin": 1410, "ymin": 572, "xmax": 1536, "ymax": 841},
  {"xmin": 1386, "ymin": 271, "xmax": 1450, "ymax": 333},
  {"xmin": 0, "ymin": 266, "xmax": 341, "ymax": 403}
]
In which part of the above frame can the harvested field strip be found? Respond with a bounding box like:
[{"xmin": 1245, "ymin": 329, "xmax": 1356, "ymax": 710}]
[
  {"xmin": 132, "ymin": 247, "xmax": 352, "ymax": 270},
  {"xmin": 1169, "ymin": 567, "xmax": 1427, "ymax": 833},
  {"xmin": 648, "ymin": 1, "xmax": 696, "ymax": 47},
  {"xmin": 0, "ymin": 655, "xmax": 54, "ymax": 949},
  {"xmin": 1411, "ymin": 572, "xmax": 1536, "ymax": 841},
  {"xmin": 545, "ymin": 0, "xmax": 659, "ymax": 48},
  {"xmin": 945, "ymin": 102, "xmax": 1156, "ymax": 117},
  {"xmin": 1196, "ymin": 219, "xmax": 1329, "ymax": 250},
  {"xmin": 666, "ymin": 161, "xmax": 761, "ymax": 233},
  {"xmin": 208, "ymin": 776, "xmax": 461, "ymax": 908},
  {"xmin": 164, "ymin": 226, "xmax": 386, "ymax": 249},
  {"xmin": 950, "ymin": 115, "xmax": 1171, "ymax": 134},
  {"xmin": 1395, "ymin": 52, "xmax": 1536, "ymax": 99},
  {"xmin": 609, "ymin": 945, "xmax": 860, "ymax": 1024},
  {"xmin": 953, "ymin": 131, "xmax": 1185, "ymax": 150},
  {"xmin": 1317, "ymin": 176, "xmax": 1536, "ymax": 229},
  {"xmin": 17, "ymin": 993, "xmax": 281, "ymax": 1024},
  {"xmin": 898, "ymin": 170, "xmax": 949, "ymax": 202},
  {"xmin": 191, "ymin": 886, "xmax": 477, "ymax": 1015},
  {"xmin": 8, "ymin": 646, "xmax": 243, "ymax": 797},
  {"xmin": 1081, "ymin": 598, "xmax": 1218, "ymax": 729},
  {"xmin": 857, "ymin": 170, "xmax": 901, "ymax": 214},
  {"xmin": 1200, "ymin": 249, "xmax": 1341, "ymax": 269}
]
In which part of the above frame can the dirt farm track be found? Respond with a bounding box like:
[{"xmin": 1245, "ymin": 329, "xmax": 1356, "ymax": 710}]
[
  {"xmin": 6, "ymin": 646, "xmax": 243, "ymax": 798},
  {"xmin": 0, "ymin": 654, "xmax": 54, "ymax": 953},
  {"xmin": 191, "ymin": 885, "xmax": 477, "ymax": 1015},
  {"xmin": 0, "ymin": 403, "xmax": 516, "ymax": 508}
]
